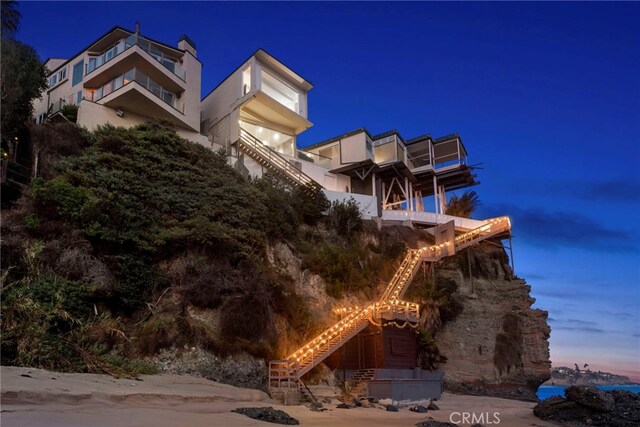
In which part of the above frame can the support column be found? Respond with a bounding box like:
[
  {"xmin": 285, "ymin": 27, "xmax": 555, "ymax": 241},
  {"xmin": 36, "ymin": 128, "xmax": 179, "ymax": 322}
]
[
  {"xmin": 438, "ymin": 184, "xmax": 447, "ymax": 215},
  {"xmin": 404, "ymin": 177, "xmax": 409, "ymax": 211},
  {"xmin": 432, "ymin": 175, "xmax": 439, "ymax": 215}
]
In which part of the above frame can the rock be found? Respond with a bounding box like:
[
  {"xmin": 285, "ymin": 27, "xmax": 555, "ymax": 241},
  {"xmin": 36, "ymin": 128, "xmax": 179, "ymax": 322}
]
[
  {"xmin": 409, "ymin": 405, "xmax": 428, "ymax": 413},
  {"xmin": 428, "ymin": 401, "xmax": 440, "ymax": 410},
  {"xmin": 231, "ymin": 407, "xmax": 299, "ymax": 425},
  {"xmin": 336, "ymin": 403, "xmax": 350, "ymax": 409},
  {"xmin": 610, "ymin": 389, "xmax": 639, "ymax": 404},
  {"xmin": 308, "ymin": 402, "xmax": 324, "ymax": 412},
  {"xmin": 321, "ymin": 397, "xmax": 332, "ymax": 404},
  {"xmin": 534, "ymin": 391, "xmax": 640, "ymax": 426},
  {"xmin": 378, "ymin": 398, "xmax": 392, "ymax": 405},
  {"xmin": 416, "ymin": 418, "xmax": 457, "ymax": 427},
  {"xmin": 352, "ymin": 397, "xmax": 362, "ymax": 407},
  {"xmin": 366, "ymin": 396, "xmax": 379, "ymax": 404},
  {"xmin": 386, "ymin": 404, "xmax": 399, "ymax": 412},
  {"xmin": 565, "ymin": 386, "xmax": 615, "ymax": 412}
]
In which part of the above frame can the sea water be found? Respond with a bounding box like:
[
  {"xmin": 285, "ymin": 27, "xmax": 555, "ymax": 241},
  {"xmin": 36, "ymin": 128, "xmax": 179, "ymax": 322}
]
[{"xmin": 537, "ymin": 385, "xmax": 640, "ymax": 400}]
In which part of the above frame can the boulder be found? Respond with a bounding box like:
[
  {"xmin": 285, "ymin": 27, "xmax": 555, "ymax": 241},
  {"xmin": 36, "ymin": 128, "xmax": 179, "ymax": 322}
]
[
  {"xmin": 386, "ymin": 404, "xmax": 399, "ymax": 412},
  {"xmin": 565, "ymin": 386, "xmax": 615, "ymax": 412},
  {"xmin": 428, "ymin": 401, "xmax": 440, "ymax": 410},
  {"xmin": 409, "ymin": 405, "xmax": 429, "ymax": 413},
  {"xmin": 336, "ymin": 403, "xmax": 350, "ymax": 409},
  {"xmin": 231, "ymin": 407, "xmax": 299, "ymax": 425},
  {"xmin": 416, "ymin": 418, "xmax": 456, "ymax": 427}
]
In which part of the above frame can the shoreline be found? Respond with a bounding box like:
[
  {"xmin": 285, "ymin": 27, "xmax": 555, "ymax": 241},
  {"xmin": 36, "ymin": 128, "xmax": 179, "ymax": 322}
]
[{"xmin": 1, "ymin": 366, "xmax": 557, "ymax": 427}]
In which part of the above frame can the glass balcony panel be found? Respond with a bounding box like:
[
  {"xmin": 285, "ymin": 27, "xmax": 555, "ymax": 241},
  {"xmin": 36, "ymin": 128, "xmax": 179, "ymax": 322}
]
[{"xmin": 148, "ymin": 79, "xmax": 162, "ymax": 97}]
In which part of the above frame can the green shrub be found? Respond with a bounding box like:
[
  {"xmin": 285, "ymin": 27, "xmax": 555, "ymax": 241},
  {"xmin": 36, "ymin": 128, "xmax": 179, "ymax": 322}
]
[
  {"xmin": 325, "ymin": 198, "xmax": 363, "ymax": 240},
  {"xmin": 60, "ymin": 104, "xmax": 78, "ymax": 122}
]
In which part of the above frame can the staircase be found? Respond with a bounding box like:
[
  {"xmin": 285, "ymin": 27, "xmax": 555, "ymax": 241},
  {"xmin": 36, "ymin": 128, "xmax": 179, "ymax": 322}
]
[
  {"xmin": 269, "ymin": 216, "xmax": 512, "ymax": 396},
  {"xmin": 237, "ymin": 129, "xmax": 322, "ymax": 191}
]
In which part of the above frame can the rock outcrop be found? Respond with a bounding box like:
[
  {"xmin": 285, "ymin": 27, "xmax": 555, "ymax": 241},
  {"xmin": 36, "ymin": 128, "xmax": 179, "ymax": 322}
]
[
  {"xmin": 433, "ymin": 241, "xmax": 551, "ymax": 401},
  {"xmin": 534, "ymin": 385, "xmax": 640, "ymax": 426}
]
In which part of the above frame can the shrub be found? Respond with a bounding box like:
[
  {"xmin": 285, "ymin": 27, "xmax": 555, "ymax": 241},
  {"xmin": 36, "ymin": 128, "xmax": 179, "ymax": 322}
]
[
  {"xmin": 290, "ymin": 183, "xmax": 330, "ymax": 226},
  {"xmin": 325, "ymin": 198, "xmax": 363, "ymax": 240},
  {"xmin": 60, "ymin": 104, "xmax": 78, "ymax": 122}
]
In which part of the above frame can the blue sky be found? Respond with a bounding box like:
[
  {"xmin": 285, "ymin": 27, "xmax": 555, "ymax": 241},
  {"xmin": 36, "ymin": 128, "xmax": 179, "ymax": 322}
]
[{"xmin": 18, "ymin": 2, "xmax": 640, "ymax": 379}]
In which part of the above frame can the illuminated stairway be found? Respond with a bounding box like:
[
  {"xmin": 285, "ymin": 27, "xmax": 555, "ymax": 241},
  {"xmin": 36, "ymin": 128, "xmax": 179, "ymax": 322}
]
[
  {"xmin": 268, "ymin": 215, "xmax": 511, "ymax": 395},
  {"xmin": 238, "ymin": 129, "xmax": 322, "ymax": 191}
]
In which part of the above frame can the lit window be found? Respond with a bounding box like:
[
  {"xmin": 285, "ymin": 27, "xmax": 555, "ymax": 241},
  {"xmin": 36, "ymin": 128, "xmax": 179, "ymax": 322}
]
[{"xmin": 242, "ymin": 66, "xmax": 251, "ymax": 95}]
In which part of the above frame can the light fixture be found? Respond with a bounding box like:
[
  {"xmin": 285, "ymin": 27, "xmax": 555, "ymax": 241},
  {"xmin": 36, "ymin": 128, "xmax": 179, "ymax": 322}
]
[
  {"xmin": 257, "ymin": 127, "xmax": 263, "ymax": 134},
  {"xmin": 273, "ymin": 133, "xmax": 280, "ymax": 141}
]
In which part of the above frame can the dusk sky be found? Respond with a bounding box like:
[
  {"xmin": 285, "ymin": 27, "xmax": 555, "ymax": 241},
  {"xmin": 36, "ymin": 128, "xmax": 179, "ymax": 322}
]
[{"xmin": 18, "ymin": 2, "xmax": 640, "ymax": 379}]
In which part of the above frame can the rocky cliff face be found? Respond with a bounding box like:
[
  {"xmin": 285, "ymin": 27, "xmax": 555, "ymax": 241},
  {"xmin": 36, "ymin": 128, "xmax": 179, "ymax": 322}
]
[{"xmin": 433, "ymin": 241, "xmax": 551, "ymax": 401}]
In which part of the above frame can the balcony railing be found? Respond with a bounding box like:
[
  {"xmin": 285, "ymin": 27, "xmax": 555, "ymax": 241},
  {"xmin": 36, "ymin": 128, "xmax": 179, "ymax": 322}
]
[
  {"xmin": 86, "ymin": 68, "xmax": 184, "ymax": 113},
  {"xmin": 297, "ymin": 150, "xmax": 331, "ymax": 168},
  {"xmin": 86, "ymin": 34, "xmax": 186, "ymax": 81}
]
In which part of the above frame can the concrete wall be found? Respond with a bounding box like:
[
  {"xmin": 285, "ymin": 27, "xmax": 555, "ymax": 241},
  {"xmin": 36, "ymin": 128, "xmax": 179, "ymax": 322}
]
[{"xmin": 323, "ymin": 189, "xmax": 379, "ymax": 219}]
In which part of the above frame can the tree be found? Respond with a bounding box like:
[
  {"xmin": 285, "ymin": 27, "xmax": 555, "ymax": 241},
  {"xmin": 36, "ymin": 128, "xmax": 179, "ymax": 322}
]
[
  {"xmin": 1, "ymin": 1, "xmax": 21, "ymax": 39},
  {"xmin": 0, "ymin": 38, "xmax": 47, "ymax": 142},
  {"xmin": 445, "ymin": 190, "xmax": 479, "ymax": 218}
]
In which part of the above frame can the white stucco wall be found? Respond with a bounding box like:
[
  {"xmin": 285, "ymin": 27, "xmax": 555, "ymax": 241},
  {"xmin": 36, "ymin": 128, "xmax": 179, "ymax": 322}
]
[{"xmin": 323, "ymin": 189, "xmax": 379, "ymax": 219}]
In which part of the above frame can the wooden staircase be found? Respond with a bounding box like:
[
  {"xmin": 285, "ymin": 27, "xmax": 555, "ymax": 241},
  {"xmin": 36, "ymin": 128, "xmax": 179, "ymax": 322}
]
[
  {"xmin": 237, "ymin": 129, "xmax": 322, "ymax": 191},
  {"xmin": 268, "ymin": 215, "xmax": 512, "ymax": 396}
]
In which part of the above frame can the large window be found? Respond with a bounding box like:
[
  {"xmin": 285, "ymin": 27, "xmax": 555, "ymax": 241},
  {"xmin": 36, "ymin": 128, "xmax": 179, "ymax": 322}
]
[
  {"xmin": 72, "ymin": 60, "xmax": 84, "ymax": 86},
  {"xmin": 260, "ymin": 69, "xmax": 300, "ymax": 113},
  {"xmin": 240, "ymin": 121, "xmax": 294, "ymax": 157}
]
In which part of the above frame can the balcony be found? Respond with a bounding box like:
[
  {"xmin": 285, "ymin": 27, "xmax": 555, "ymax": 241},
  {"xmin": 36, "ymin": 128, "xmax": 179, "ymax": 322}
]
[
  {"xmin": 240, "ymin": 91, "xmax": 312, "ymax": 135},
  {"xmin": 85, "ymin": 68, "xmax": 194, "ymax": 130},
  {"xmin": 84, "ymin": 34, "xmax": 185, "ymax": 93},
  {"xmin": 297, "ymin": 150, "xmax": 332, "ymax": 168}
]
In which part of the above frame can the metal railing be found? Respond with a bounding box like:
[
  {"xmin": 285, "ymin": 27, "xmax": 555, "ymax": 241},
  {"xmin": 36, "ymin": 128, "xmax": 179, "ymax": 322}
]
[
  {"xmin": 86, "ymin": 68, "xmax": 184, "ymax": 113},
  {"xmin": 86, "ymin": 34, "xmax": 186, "ymax": 81},
  {"xmin": 239, "ymin": 129, "xmax": 321, "ymax": 190}
]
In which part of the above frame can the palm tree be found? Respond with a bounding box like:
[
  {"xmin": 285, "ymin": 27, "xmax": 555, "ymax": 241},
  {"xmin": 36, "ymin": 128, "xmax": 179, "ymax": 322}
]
[
  {"xmin": 445, "ymin": 190, "xmax": 479, "ymax": 218},
  {"xmin": 1, "ymin": 1, "xmax": 21, "ymax": 39}
]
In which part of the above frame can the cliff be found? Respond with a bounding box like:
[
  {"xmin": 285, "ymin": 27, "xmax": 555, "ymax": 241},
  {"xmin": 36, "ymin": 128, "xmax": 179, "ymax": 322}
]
[
  {"xmin": 544, "ymin": 367, "xmax": 639, "ymax": 386},
  {"xmin": 432, "ymin": 242, "xmax": 551, "ymax": 400}
]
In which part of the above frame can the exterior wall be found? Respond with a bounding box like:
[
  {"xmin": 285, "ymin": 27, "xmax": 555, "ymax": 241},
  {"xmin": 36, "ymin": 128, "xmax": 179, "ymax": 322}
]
[
  {"xmin": 77, "ymin": 101, "xmax": 207, "ymax": 145},
  {"xmin": 201, "ymin": 58, "xmax": 253, "ymax": 145},
  {"xmin": 177, "ymin": 50, "xmax": 201, "ymax": 131},
  {"xmin": 382, "ymin": 327, "xmax": 417, "ymax": 369},
  {"xmin": 323, "ymin": 189, "xmax": 379, "ymax": 219},
  {"xmin": 340, "ymin": 132, "xmax": 372, "ymax": 164},
  {"xmin": 299, "ymin": 160, "xmax": 350, "ymax": 192},
  {"xmin": 324, "ymin": 324, "xmax": 383, "ymax": 370}
]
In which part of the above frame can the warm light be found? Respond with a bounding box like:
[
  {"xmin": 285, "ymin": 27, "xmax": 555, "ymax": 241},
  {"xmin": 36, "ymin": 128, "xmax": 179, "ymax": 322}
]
[
  {"xmin": 273, "ymin": 133, "xmax": 280, "ymax": 141},
  {"xmin": 257, "ymin": 127, "xmax": 264, "ymax": 134}
]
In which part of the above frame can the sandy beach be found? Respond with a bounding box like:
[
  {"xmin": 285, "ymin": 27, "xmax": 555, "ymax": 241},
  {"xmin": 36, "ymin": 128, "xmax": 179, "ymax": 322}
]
[{"xmin": 0, "ymin": 366, "xmax": 556, "ymax": 427}]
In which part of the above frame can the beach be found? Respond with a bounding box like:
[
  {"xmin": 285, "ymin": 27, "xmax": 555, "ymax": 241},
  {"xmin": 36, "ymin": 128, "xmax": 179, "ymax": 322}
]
[{"xmin": 0, "ymin": 366, "xmax": 556, "ymax": 427}]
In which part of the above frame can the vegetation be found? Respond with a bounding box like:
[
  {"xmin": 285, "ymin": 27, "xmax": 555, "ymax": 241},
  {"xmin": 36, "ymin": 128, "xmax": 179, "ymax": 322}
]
[
  {"xmin": 60, "ymin": 104, "xmax": 78, "ymax": 122},
  {"xmin": 1, "ymin": 122, "xmax": 327, "ymax": 374},
  {"xmin": 325, "ymin": 198, "xmax": 363, "ymax": 240},
  {"xmin": 1, "ymin": 2, "xmax": 47, "ymax": 145},
  {"xmin": 445, "ymin": 190, "xmax": 479, "ymax": 218}
]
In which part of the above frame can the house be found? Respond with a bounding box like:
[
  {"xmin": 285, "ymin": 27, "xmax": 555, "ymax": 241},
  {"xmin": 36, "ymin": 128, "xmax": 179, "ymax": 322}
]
[{"xmin": 32, "ymin": 25, "xmax": 206, "ymax": 144}]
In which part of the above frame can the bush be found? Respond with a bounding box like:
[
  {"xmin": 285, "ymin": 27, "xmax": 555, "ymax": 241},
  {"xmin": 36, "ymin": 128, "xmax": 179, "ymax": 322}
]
[
  {"xmin": 60, "ymin": 104, "xmax": 78, "ymax": 122},
  {"xmin": 325, "ymin": 198, "xmax": 363, "ymax": 240}
]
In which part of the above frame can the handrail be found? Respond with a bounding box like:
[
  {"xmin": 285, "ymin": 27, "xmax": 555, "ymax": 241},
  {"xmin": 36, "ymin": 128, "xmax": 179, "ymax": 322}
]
[{"xmin": 238, "ymin": 128, "xmax": 321, "ymax": 190}]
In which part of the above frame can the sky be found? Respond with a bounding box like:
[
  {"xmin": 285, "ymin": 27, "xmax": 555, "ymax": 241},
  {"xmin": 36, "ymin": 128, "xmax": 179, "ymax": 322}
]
[{"xmin": 17, "ymin": 2, "xmax": 640, "ymax": 380}]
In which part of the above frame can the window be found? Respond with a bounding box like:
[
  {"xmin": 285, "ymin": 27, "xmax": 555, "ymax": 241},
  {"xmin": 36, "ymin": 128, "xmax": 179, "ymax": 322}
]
[
  {"xmin": 49, "ymin": 74, "xmax": 57, "ymax": 87},
  {"xmin": 76, "ymin": 91, "xmax": 82, "ymax": 104},
  {"xmin": 242, "ymin": 66, "xmax": 251, "ymax": 95},
  {"xmin": 59, "ymin": 67, "xmax": 66, "ymax": 81},
  {"xmin": 260, "ymin": 68, "xmax": 300, "ymax": 113},
  {"xmin": 72, "ymin": 60, "xmax": 84, "ymax": 86}
]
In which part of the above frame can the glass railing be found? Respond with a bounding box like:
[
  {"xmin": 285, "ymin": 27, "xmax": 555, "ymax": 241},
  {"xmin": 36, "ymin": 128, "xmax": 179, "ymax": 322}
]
[
  {"xmin": 297, "ymin": 150, "xmax": 332, "ymax": 168},
  {"xmin": 86, "ymin": 34, "xmax": 186, "ymax": 81},
  {"xmin": 86, "ymin": 68, "xmax": 184, "ymax": 113}
]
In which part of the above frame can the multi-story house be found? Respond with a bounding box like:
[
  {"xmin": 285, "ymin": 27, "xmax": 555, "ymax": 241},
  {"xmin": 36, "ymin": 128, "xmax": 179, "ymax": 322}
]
[{"xmin": 33, "ymin": 25, "xmax": 204, "ymax": 143}]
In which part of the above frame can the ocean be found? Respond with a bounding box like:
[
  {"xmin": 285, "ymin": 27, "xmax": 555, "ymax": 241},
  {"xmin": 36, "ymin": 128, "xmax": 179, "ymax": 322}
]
[{"xmin": 537, "ymin": 385, "xmax": 640, "ymax": 400}]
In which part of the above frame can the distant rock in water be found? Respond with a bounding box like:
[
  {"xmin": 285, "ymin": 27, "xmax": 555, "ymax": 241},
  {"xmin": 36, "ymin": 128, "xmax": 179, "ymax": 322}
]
[
  {"xmin": 534, "ymin": 385, "xmax": 640, "ymax": 426},
  {"xmin": 231, "ymin": 407, "xmax": 299, "ymax": 425},
  {"xmin": 544, "ymin": 366, "xmax": 639, "ymax": 386}
]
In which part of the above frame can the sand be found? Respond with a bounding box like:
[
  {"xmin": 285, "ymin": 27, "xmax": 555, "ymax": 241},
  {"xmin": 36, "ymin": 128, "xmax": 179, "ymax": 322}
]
[{"xmin": 1, "ymin": 366, "xmax": 557, "ymax": 426}]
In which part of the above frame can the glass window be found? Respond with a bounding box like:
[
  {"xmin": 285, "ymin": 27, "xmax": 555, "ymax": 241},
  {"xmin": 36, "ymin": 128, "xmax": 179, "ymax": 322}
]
[
  {"xmin": 260, "ymin": 69, "xmax": 299, "ymax": 113},
  {"xmin": 59, "ymin": 68, "xmax": 66, "ymax": 81},
  {"xmin": 240, "ymin": 121, "xmax": 295, "ymax": 157},
  {"xmin": 76, "ymin": 91, "xmax": 82, "ymax": 104},
  {"xmin": 49, "ymin": 74, "xmax": 57, "ymax": 86},
  {"xmin": 148, "ymin": 79, "xmax": 161, "ymax": 97},
  {"xmin": 242, "ymin": 66, "xmax": 251, "ymax": 95},
  {"xmin": 72, "ymin": 60, "xmax": 83, "ymax": 86},
  {"xmin": 162, "ymin": 90, "xmax": 174, "ymax": 106}
]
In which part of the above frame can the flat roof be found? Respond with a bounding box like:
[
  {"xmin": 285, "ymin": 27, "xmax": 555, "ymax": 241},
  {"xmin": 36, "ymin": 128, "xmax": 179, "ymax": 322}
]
[{"xmin": 201, "ymin": 48, "xmax": 313, "ymax": 102}]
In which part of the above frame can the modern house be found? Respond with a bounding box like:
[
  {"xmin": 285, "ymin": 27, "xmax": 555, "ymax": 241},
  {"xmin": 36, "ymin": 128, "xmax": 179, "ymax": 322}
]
[
  {"xmin": 31, "ymin": 25, "xmax": 513, "ymax": 403},
  {"xmin": 32, "ymin": 25, "xmax": 205, "ymax": 144}
]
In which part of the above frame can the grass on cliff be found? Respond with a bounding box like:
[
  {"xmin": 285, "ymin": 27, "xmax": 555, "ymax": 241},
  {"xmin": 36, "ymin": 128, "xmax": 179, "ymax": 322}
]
[{"xmin": 1, "ymin": 122, "xmax": 328, "ymax": 375}]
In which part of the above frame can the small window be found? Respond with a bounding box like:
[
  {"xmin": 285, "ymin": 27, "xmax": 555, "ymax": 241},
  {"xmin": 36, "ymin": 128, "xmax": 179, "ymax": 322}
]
[
  {"xmin": 76, "ymin": 91, "xmax": 82, "ymax": 104},
  {"xmin": 49, "ymin": 74, "xmax": 57, "ymax": 86},
  {"xmin": 242, "ymin": 66, "xmax": 251, "ymax": 95},
  {"xmin": 72, "ymin": 60, "xmax": 84, "ymax": 86},
  {"xmin": 59, "ymin": 68, "xmax": 66, "ymax": 81}
]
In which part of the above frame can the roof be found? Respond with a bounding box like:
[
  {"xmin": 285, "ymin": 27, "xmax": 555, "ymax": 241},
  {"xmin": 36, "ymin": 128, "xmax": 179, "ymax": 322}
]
[
  {"xmin": 303, "ymin": 127, "xmax": 373, "ymax": 151},
  {"xmin": 372, "ymin": 129, "xmax": 406, "ymax": 143},
  {"xmin": 201, "ymin": 48, "xmax": 313, "ymax": 102},
  {"xmin": 44, "ymin": 25, "xmax": 191, "ymax": 77}
]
